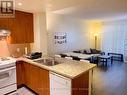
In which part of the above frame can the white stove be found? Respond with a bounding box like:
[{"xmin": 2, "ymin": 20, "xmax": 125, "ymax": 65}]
[{"xmin": 0, "ymin": 57, "xmax": 17, "ymax": 95}]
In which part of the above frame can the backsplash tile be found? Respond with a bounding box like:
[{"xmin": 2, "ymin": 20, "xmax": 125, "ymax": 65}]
[
  {"xmin": 0, "ymin": 40, "xmax": 10, "ymax": 57},
  {"xmin": 8, "ymin": 43, "xmax": 31, "ymax": 58},
  {"xmin": 0, "ymin": 40, "xmax": 31, "ymax": 58}
]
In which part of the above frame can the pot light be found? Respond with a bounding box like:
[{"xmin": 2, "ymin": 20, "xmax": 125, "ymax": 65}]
[{"xmin": 18, "ymin": 2, "xmax": 22, "ymax": 6}]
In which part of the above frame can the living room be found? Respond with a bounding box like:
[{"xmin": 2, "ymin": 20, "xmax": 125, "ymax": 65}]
[
  {"xmin": 45, "ymin": 1, "xmax": 127, "ymax": 95},
  {"xmin": 0, "ymin": 0, "xmax": 127, "ymax": 95},
  {"xmin": 47, "ymin": 13, "xmax": 125, "ymax": 64}
]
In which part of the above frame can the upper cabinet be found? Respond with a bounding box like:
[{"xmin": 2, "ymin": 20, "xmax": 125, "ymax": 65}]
[{"xmin": 0, "ymin": 10, "xmax": 34, "ymax": 44}]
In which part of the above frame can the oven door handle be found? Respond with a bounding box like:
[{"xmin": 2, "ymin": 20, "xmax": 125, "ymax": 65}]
[{"xmin": 0, "ymin": 66, "xmax": 16, "ymax": 73}]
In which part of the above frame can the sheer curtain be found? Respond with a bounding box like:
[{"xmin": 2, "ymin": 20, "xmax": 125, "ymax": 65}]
[{"xmin": 101, "ymin": 21, "xmax": 127, "ymax": 56}]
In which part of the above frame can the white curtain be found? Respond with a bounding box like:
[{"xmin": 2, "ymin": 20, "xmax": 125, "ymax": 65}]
[{"xmin": 101, "ymin": 21, "xmax": 127, "ymax": 56}]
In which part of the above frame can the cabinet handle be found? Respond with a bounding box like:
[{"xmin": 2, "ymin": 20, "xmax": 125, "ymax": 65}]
[{"xmin": 0, "ymin": 66, "xmax": 16, "ymax": 73}]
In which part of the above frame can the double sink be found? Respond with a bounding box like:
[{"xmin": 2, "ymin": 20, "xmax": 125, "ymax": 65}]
[{"xmin": 33, "ymin": 58, "xmax": 61, "ymax": 66}]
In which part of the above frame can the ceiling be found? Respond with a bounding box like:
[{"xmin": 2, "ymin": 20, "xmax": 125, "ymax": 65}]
[
  {"xmin": 15, "ymin": 0, "xmax": 127, "ymax": 20},
  {"xmin": 15, "ymin": 0, "xmax": 47, "ymax": 12}
]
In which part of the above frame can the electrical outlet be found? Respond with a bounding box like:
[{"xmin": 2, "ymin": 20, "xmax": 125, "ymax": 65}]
[{"xmin": 16, "ymin": 48, "xmax": 20, "ymax": 52}]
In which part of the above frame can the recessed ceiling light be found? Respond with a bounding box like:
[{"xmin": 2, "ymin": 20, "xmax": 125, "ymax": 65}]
[{"xmin": 18, "ymin": 2, "xmax": 22, "ymax": 6}]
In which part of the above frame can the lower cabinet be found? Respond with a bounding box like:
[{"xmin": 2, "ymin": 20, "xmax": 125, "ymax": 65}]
[
  {"xmin": 72, "ymin": 71, "xmax": 90, "ymax": 95},
  {"xmin": 16, "ymin": 61, "xmax": 25, "ymax": 86},
  {"xmin": 16, "ymin": 61, "xmax": 50, "ymax": 95},
  {"xmin": 16, "ymin": 61, "xmax": 90, "ymax": 95}
]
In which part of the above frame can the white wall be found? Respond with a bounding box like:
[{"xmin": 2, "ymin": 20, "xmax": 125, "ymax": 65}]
[
  {"xmin": 31, "ymin": 12, "xmax": 48, "ymax": 55},
  {"xmin": 0, "ymin": 40, "xmax": 10, "ymax": 57},
  {"xmin": 85, "ymin": 21, "xmax": 103, "ymax": 50},
  {"xmin": 46, "ymin": 13, "xmax": 91, "ymax": 56},
  {"xmin": 101, "ymin": 20, "xmax": 127, "ymax": 55},
  {"xmin": 32, "ymin": 13, "xmax": 102, "ymax": 57}
]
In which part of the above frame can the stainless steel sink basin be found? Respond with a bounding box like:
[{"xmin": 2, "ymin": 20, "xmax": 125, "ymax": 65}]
[{"xmin": 33, "ymin": 59, "xmax": 60, "ymax": 66}]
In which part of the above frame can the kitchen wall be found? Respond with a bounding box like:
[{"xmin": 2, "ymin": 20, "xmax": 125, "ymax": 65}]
[
  {"xmin": 31, "ymin": 12, "xmax": 48, "ymax": 56},
  {"xmin": 0, "ymin": 40, "xmax": 10, "ymax": 57},
  {"xmin": 46, "ymin": 13, "xmax": 92, "ymax": 56},
  {"xmin": 31, "ymin": 13, "xmax": 103, "ymax": 56},
  {"xmin": 29, "ymin": 12, "xmax": 98, "ymax": 56},
  {"xmin": 8, "ymin": 43, "xmax": 31, "ymax": 57},
  {"xmin": 0, "ymin": 40, "xmax": 31, "ymax": 57}
]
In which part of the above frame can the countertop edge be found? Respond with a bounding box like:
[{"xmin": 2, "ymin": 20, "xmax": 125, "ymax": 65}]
[{"xmin": 16, "ymin": 57, "xmax": 96, "ymax": 79}]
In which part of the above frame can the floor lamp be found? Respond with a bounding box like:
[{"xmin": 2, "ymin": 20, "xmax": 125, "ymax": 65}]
[{"xmin": 94, "ymin": 34, "xmax": 98, "ymax": 50}]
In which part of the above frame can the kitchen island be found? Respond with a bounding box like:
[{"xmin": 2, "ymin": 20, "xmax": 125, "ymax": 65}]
[{"xmin": 16, "ymin": 57, "xmax": 96, "ymax": 95}]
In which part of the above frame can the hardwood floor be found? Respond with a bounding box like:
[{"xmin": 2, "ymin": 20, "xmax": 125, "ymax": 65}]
[{"xmin": 92, "ymin": 61, "xmax": 127, "ymax": 95}]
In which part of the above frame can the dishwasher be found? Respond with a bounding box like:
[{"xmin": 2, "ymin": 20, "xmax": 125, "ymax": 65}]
[{"xmin": 50, "ymin": 72, "xmax": 71, "ymax": 95}]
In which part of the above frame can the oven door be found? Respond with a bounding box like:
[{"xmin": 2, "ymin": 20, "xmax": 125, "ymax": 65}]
[{"xmin": 0, "ymin": 66, "xmax": 16, "ymax": 89}]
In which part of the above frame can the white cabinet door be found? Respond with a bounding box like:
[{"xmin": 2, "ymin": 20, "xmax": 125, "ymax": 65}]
[{"xmin": 50, "ymin": 72, "xmax": 71, "ymax": 95}]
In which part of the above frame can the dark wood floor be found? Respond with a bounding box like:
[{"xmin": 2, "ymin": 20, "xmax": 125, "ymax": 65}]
[{"xmin": 92, "ymin": 61, "xmax": 127, "ymax": 95}]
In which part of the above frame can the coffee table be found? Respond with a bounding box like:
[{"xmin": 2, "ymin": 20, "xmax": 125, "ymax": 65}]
[{"xmin": 97, "ymin": 55, "xmax": 113, "ymax": 66}]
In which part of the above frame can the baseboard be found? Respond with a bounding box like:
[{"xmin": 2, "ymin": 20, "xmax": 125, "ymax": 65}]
[
  {"xmin": 17, "ymin": 84, "xmax": 26, "ymax": 89},
  {"xmin": 5, "ymin": 90, "xmax": 16, "ymax": 95}
]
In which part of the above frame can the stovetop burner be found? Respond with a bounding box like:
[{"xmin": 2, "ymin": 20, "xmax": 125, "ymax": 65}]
[{"xmin": 0, "ymin": 57, "xmax": 16, "ymax": 69}]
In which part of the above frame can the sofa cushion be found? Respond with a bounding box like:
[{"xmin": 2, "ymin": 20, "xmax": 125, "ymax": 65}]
[
  {"xmin": 85, "ymin": 49, "xmax": 91, "ymax": 54},
  {"xmin": 90, "ymin": 49, "xmax": 97, "ymax": 54},
  {"xmin": 70, "ymin": 56, "xmax": 81, "ymax": 61},
  {"xmin": 60, "ymin": 54, "xmax": 67, "ymax": 58},
  {"xmin": 73, "ymin": 50, "xmax": 81, "ymax": 53},
  {"xmin": 82, "ymin": 50, "xmax": 87, "ymax": 54},
  {"xmin": 90, "ymin": 48, "xmax": 101, "ymax": 54},
  {"xmin": 79, "ymin": 50, "xmax": 85, "ymax": 54}
]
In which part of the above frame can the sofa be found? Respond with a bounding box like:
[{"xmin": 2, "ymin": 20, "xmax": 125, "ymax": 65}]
[
  {"xmin": 73, "ymin": 48, "xmax": 104, "ymax": 55},
  {"xmin": 73, "ymin": 48, "xmax": 104, "ymax": 63},
  {"xmin": 57, "ymin": 49, "xmax": 104, "ymax": 63}
]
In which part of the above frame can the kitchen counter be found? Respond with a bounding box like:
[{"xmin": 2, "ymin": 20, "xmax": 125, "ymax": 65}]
[{"xmin": 16, "ymin": 57, "xmax": 96, "ymax": 79}]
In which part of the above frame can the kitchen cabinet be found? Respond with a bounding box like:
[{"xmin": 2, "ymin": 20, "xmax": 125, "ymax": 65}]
[
  {"xmin": 24, "ymin": 62, "xmax": 49, "ymax": 95},
  {"xmin": 16, "ymin": 61, "xmax": 50, "ymax": 95},
  {"xmin": 16, "ymin": 61, "xmax": 25, "ymax": 86},
  {"xmin": 72, "ymin": 71, "xmax": 89, "ymax": 95},
  {"xmin": 16, "ymin": 60, "xmax": 92, "ymax": 95},
  {"xmin": 0, "ymin": 10, "xmax": 34, "ymax": 44},
  {"xmin": 0, "ymin": 18, "xmax": 9, "ymax": 28}
]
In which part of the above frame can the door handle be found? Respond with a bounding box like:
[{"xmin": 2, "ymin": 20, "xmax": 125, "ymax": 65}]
[{"xmin": 0, "ymin": 66, "xmax": 16, "ymax": 82}]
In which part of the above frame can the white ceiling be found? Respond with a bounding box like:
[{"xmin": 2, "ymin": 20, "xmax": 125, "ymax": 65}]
[
  {"xmin": 15, "ymin": 0, "xmax": 47, "ymax": 12},
  {"xmin": 15, "ymin": 0, "xmax": 127, "ymax": 20}
]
